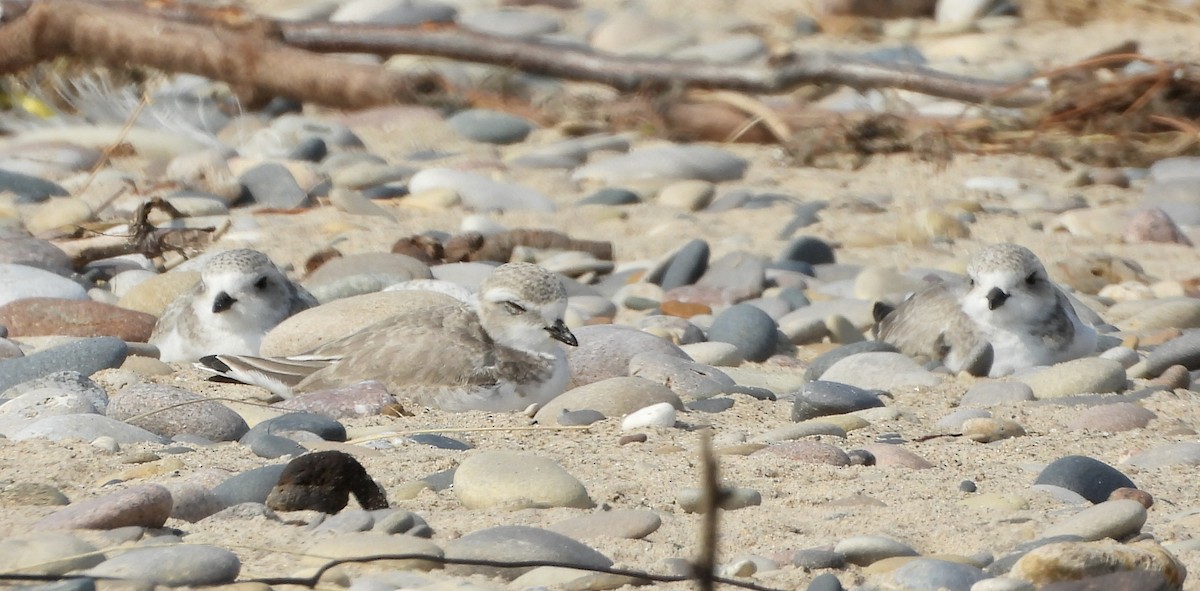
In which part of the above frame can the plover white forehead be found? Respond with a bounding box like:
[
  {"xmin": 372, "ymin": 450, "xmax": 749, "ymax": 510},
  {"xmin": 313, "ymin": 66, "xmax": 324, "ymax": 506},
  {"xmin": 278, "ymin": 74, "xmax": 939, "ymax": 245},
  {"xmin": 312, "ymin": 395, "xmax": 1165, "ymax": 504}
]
[
  {"xmin": 876, "ymin": 243, "xmax": 1097, "ymax": 377},
  {"xmin": 200, "ymin": 262, "xmax": 579, "ymax": 412},
  {"xmin": 151, "ymin": 249, "xmax": 318, "ymax": 362}
]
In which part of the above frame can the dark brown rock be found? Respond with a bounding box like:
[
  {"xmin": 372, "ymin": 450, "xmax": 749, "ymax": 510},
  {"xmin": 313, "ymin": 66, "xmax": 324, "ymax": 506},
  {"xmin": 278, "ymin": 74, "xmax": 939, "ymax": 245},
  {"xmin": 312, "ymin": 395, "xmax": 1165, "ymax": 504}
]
[
  {"xmin": 0, "ymin": 298, "xmax": 157, "ymax": 341},
  {"xmin": 266, "ymin": 450, "xmax": 388, "ymax": 513}
]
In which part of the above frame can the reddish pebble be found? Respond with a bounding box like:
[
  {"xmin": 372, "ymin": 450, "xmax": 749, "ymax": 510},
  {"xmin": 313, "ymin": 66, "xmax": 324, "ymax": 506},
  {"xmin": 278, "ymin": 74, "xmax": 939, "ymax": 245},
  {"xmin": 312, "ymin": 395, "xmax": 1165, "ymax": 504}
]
[
  {"xmin": 0, "ymin": 297, "xmax": 157, "ymax": 342},
  {"xmin": 273, "ymin": 380, "xmax": 395, "ymax": 419},
  {"xmin": 1109, "ymin": 487, "xmax": 1154, "ymax": 509},
  {"xmin": 36, "ymin": 483, "xmax": 173, "ymax": 530},
  {"xmin": 1124, "ymin": 207, "xmax": 1193, "ymax": 245},
  {"xmin": 619, "ymin": 433, "xmax": 647, "ymax": 445}
]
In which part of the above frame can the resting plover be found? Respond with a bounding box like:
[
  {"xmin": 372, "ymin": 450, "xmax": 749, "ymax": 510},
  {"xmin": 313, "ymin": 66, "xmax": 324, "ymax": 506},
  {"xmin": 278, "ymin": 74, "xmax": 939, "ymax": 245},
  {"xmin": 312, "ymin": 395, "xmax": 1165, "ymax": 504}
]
[
  {"xmin": 875, "ymin": 243, "xmax": 1097, "ymax": 377},
  {"xmin": 151, "ymin": 249, "xmax": 317, "ymax": 362},
  {"xmin": 200, "ymin": 262, "xmax": 579, "ymax": 412}
]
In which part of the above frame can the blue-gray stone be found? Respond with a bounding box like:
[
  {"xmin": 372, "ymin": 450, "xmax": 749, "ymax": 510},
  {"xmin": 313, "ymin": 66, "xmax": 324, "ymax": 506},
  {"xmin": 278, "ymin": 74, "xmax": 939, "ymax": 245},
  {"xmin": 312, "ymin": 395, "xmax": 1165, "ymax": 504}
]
[
  {"xmin": 212, "ymin": 464, "xmax": 288, "ymax": 507},
  {"xmin": 0, "ymin": 170, "xmax": 67, "ymax": 203},
  {"xmin": 18, "ymin": 580, "xmax": 96, "ymax": 591},
  {"xmin": 0, "ymin": 337, "xmax": 127, "ymax": 394},
  {"xmin": 557, "ymin": 409, "xmax": 606, "ymax": 426},
  {"xmin": 0, "ymin": 237, "xmax": 75, "ymax": 275},
  {"xmin": 1033, "ymin": 456, "xmax": 1135, "ymax": 504},
  {"xmin": 577, "ymin": 187, "xmax": 640, "ymax": 206},
  {"xmin": 83, "ymin": 545, "xmax": 239, "ymax": 586},
  {"xmin": 804, "ymin": 341, "xmax": 899, "ymax": 382},
  {"xmin": 565, "ymin": 324, "xmax": 691, "ymax": 388},
  {"xmin": 705, "ymin": 189, "xmax": 753, "ymax": 212},
  {"xmin": 407, "ymin": 433, "xmax": 471, "ymax": 450},
  {"xmin": 288, "ymin": 137, "xmax": 328, "ymax": 162},
  {"xmin": 422, "ymin": 468, "xmax": 456, "ymax": 491},
  {"xmin": 1143, "ymin": 331, "xmax": 1200, "ymax": 378},
  {"xmin": 330, "ymin": 0, "xmax": 457, "ymax": 25},
  {"xmin": 657, "ymin": 239, "xmax": 710, "ymax": 290},
  {"xmin": 806, "ymin": 572, "xmax": 844, "ymax": 591},
  {"xmin": 686, "ymin": 397, "xmax": 735, "ymax": 413},
  {"xmin": 780, "ymin": 236, "xmax": 835, "ymax": 265},
  {"xmin": 249, "ymin": 412, "xmax": 347, "ymax": 442},
  {"xmin": 243, "ymin": 432, "xmax": 305, "ymax": 459},
  {"xmin": 238, "ymin": 162, "xmax": 311, "ymax": 208},
  {"xmin": 793, "ymin": 548, "xmax": 845, "ymax": 570},
  {"xmin": 447, "ymin": 109, "xmax": 536, "ymax": 144},
  {"xmin": 960, "ymin": 381, "xmax": 1035, "ymax": 407},
  {"xmin": 1141, "ymin": 179, "xmax": 1200, "ymax": 225},
  {"xmin": 459, "ymin": 9, "xmax": 560, "ymax": 38},
  {"xmin": 362, "ymin": 184, "xmax": 409, "ymax": 200},
  {"xmin": 792, "ymin": 381, "xmax": 884, "ymax": 422},
  {"xmin": 696, "ymin": 251, "xmax": 767, "ymax": 300},
  {"xmin": 708, "ymin": 304, "xmax": 778, "ymax": 363},
  {"xmin": 444, "ymin": 525, "xmax": 612, "ymax": 579},
  {"xmin": 891, "ymin": 558, "xmax": 988, "ymax": 591},
  {"xmin": 777, "ymin": 287, "xmax": 811, "ymax": 309},
  {"xmin": 1125, "ymin": 441, "xmax": 1200, "ymax": 469}
]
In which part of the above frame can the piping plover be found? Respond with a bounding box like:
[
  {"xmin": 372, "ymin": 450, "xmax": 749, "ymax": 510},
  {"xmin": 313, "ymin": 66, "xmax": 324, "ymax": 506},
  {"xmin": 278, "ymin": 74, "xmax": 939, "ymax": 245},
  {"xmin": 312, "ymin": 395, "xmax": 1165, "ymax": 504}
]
[
  {"xmin": 151, "ymin": 249, "xmax": 317, "ymax": 362},
  {"xmin": 875, "ymin": 243, "xmax": 1097, "ymax": 377},
  {"xmin": 200, "ymin": 262, "xmax": 579, "ymax": 412}
]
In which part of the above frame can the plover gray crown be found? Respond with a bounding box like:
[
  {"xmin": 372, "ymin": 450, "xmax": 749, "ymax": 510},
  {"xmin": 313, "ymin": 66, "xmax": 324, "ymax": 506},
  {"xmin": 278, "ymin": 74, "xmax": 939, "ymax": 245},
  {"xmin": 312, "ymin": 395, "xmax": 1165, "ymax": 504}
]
[
  {"xmin": 151, "ymin": 249, "xmax": 317, "ymax": 362},
  {"xmin": 875, "ymin": 243, "xmax": 1097, "ymax": 377},
  {"xmin": 200, "ymin": 262, "xmax": 579, "ymax": 412}
]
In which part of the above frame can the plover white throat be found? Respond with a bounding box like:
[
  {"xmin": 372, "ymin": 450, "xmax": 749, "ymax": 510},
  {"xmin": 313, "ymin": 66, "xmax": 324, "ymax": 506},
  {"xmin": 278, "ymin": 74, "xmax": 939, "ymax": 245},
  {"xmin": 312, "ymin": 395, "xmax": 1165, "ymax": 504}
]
[
  {"xmin": 876, "ymin": 243, "xmax": 1097, "ymax": 377},
  {"xmin": 200, "ymin": 262, "xmax": 579, "ymax": 412},
  {"xmin": 151, "ymin": 249, "xmax": 318, "ymax": 362}
]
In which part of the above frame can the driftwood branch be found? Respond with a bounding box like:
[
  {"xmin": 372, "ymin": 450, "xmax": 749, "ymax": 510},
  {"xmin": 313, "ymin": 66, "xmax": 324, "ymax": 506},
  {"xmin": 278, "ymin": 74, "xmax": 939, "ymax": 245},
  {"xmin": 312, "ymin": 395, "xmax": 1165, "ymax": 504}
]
[
  {"xmin": 0, "ymin": 0, "xmax": 1047, "ymax": 109},
  {"xmin": 55, "ymin": 197, "xmax": 223, "ymax": 268}
]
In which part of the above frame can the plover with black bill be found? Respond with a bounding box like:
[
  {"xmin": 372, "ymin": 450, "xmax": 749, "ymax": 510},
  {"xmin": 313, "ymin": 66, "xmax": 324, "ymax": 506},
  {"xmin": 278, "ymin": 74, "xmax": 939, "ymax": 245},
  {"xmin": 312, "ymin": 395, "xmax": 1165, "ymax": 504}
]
[
  {"xmin": 151, "ymin": 249, "xmax": 318, "ymax": 362},
  {"xmin": 199, "ymin": 262, "xmax": 578, "ymax": 412}
]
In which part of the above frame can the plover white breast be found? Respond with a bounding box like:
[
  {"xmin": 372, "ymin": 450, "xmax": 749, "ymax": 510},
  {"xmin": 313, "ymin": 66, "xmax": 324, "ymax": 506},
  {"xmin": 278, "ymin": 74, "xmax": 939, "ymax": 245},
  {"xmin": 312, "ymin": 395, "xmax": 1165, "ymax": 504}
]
[
  {"xmin": 876, "ymin": 243, "xmax": 1098, "ymax": 377},
  {"xmin": 151, "ymin": 249, "xmax": 317, "ymax": 362},
  {"xmin": 200, "ymin": 262, "xmax": 579, "ymax": 412}
]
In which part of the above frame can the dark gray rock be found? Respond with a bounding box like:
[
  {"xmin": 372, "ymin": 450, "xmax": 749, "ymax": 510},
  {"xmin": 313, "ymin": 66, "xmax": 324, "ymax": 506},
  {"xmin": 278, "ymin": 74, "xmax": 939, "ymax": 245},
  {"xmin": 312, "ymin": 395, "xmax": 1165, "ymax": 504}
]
[
  {"xmin": 1033, "ymin": 455, "xmax": 1136, "ymax": 504},
  {"xmin": 805, "ymin": 572, "xmax": 845, "ymax": 591},
  {"xmin": 804, "ymin": 341, "xmax": 898, "ymax": 382},
  {"xmin": 0, "ymin": 338, "xmax": 127, "ymax": 398},
  {"xmin": 212, "ymin": 464, "xmax": 288, "ymax": 507},
  {"xmin": 447, "ymin": 109, "xmax": 535, "ymax": 144},
  {"xmin": 792, "ymin": 381, "xmax": 884, "ymax": 422},
  {"xmin": 708, "ymin": 304, "xmax": 779, "ymax": 363},
  {"xmin": 657, "ymin": 239, "xmax": 710, "ymax": 290},
  {"xmin": 238, "ymin": 162, "xmax": 311, "ymax": 208},
  {"xmin": 1142, "ymin": 331, "xmax": 1200, "ymax": 378},
  {"xmin": 0, "ymin": 170, "xmax": 68, "ymax": 203},
  {"xmin": 891, "ymin": 558, "xmax": 988, "ymax": 591},
  {"xmin": 444, "ymin": 525, "xmax": 611, "ymax": 579},
  {"xmin": 577, "ymin": 188, "xmax": 640, "ymax": 206},
  {"xmin": 83, "ymin": 545, "xmax": 240, "ymax": 586},
  {"xmin": 780, "ymin": 236, "xmax": 835, "ymax": 265}
]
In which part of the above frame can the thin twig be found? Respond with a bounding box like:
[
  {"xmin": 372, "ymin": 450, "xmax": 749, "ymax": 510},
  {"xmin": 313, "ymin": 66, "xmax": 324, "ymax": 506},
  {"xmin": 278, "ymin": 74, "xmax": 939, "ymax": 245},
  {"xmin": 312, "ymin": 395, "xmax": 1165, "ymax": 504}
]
[{"xmin": 695, "ymin": 429, "xmax": 719, "ymax": 591}]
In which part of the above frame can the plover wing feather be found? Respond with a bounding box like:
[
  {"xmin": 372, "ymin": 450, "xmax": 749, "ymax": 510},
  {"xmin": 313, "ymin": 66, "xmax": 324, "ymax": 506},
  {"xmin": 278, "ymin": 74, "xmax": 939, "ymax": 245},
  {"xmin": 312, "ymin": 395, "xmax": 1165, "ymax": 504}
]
[{"xmin": 876, "ymin": 282, "xmax": 993, "ymax": 376}]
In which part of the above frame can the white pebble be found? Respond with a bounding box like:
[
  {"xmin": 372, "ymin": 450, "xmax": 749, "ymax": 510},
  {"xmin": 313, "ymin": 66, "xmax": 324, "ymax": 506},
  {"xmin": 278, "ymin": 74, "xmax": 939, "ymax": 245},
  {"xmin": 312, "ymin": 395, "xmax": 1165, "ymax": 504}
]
[
  {"xmin": 91, "ymin": 436, "xmax": 120, "ymax": 453},
  {"xmin": 620, "ymin": 402, "xmax": 677, "ymax": 431}
]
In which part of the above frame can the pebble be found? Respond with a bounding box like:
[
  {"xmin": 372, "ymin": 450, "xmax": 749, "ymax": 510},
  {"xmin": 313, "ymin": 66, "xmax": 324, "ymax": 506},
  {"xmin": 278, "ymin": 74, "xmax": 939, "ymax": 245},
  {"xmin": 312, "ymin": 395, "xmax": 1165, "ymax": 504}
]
[
  {"xmin": 803, "ymin": 341, "xmax": 899, "ymax": 382},
  {"xmin": 0, "ymin": 532, "xmax": 104, "ymax": 574},
  {"xmin": 547, "ymin": 509, "xmax": 662, "ymax": 540},
  {"xmin": 620, "ymin": 402, "xmax": 677, "ymax": 430},
  {"xmin": 237, "ymin": 162, "xmax": 311, "ymax": 208},
  {"xmin": 212, "ymin": 464, "xmax": 288, "ymax": 507},
  {"xmin": 707, "ymin": 304, "xmax": 779, "ymax": 363},
  {"xmin": 459, "ymin": 9, "xmax": 560, "ymax": 37},
  {"xmin": 629, "ymin": 351, "xmax": 733, "ymax": 400},
  {"xmin": 860, "ymin": 443, "xmax": 934, "ymax": 469},
  {"xmin": 512, "ymin": 133, "xmax": 631, "ymax": 169},
  {"xmin": 165, "ymin": 482, "xmax": 224, "ymax": 522},
  {"xmin": 1136, "ymin": 331, "xmax": 1200, "ymax": 378},
  {"xmin": 453, "ymin": 451, "xmax": 593, "ymax": 510},
  {"xmin": 681, "ymin": 341, "xmax": 743, "ymax": 366},
  {"xmin": 792, "ymin": 380, "xmax": 884, "ymax": 422},
  {"xmin": 1141, "ymin": 179, "xmax": 1200, "ymax": 225},
  {"xmin": 806, "ymin": 572, "xmax": 846, "ymax": 591},
  {"xmin": 116, "ymin": 270, "xmax": 200, "ymax": 316},
  {"xmin": 1116, "ymin": 298, "xmax": 1200, "ymax": 331},
  {"xmin": 820, "ymin": 351, "xmax": 940, "ymax": 390},
  {"xmin": 106, "ymin": 383, "xmax": 248, "ymax": 442},
  {"xmin": 36, "ymin": 483, "xmax": 173, "ymax": 530},
  {"xmin": 963, "ymin": 417, "xmax": 1027, "ymax": 443},
  {"xmin": 408, "ymin": 168, "xmax": 555, "ymax": 212},
  {"xmin": 835, "ymin": 535, "xmax": 920, "ymax": 566},
  {"xmin": 83, "ymin": 544, "xmax": 240, "ymax": 586},
  {"xmin": 677, "ymin": 486, "xmax": 762, "ymax": 512},
  {"xmin": 1033, "ymin": 456, "xmax": 1136, "ymax": 504},
  {"xmin": 657, "ymin": 238, "xmax": 710, "ymax": 290},
  {"xmin": 330, "ymin": 0, "xmax": 455, "ymax": 24},
  {"xmin": 1124, "ymin": 441, "xmax": 1200, "ymax": 469},
  {"xmin": 300, "ymin": 532, "xmax": 443, "ymax": 571},
  {"xmin": 1067, "ymin": 402, "xmax": 1155, "ymax": 432},
  {"xmin": 272, "ymin": 380, "xmax": 396, "ymax": 419},
  {"xmin": 658, "ymin": 180, "xmax": 715, "ymax": 211},
  {"xmin": 13, "ymin": 413, "xmax": 165, "ymax": 444},
  {"xmin": 446, "ymin": 109, "xmax": 536, "ymax": 144},
  {"xmin": 0, "ymin": 169, "xmax": 68, "ymax": 203},
  {"xmin": 1041, "ymin": 499, "xmax": 1147, "ymax": 541},
  {"xmin": 571, "ymin": 145, "xmax": 747, "ymax": 184},
  {"xmin": 0, "ymin": 236, "xmax": 74, "ymax": 275},
  {"xmin": 672, "ymin": 34, "xmax": 768, "ymax": 63},
  {"xmin": 961, "ymin": 381, "xmax": 1035, "ymax": 407},
  {"xmin": 303, "ymin": 252, "xmax": 432, "ymax": 300},
  {"xmin": 1016, "ymin": 358, "xmax": 1126, "ymax": 399},
  {"xmin": 890, "ymin": 557, "xmax": 989, "ymax": 591},
  {"xmin": 0, "ymin": 382, "xmax": 107, "ymax": 437},
  {"xmin": 751, "ymin": 421, "xmax": 847, "ymax": 443},
  {"xmin": 0, "ymin": 264, "xmax": 87, "ymax": 307},
  {"xmin": 637, "ymin": 315, "xmax": 705, "ymax": 345},
  {"xmin": 1124, "ymin": 207, "xmax": 1192, "ymax": 245},
  {"xmin": 536, "ymin": 376, "xmax": 682, "ymax": 421},
  {"xmin": 758, "ymin": 441, "xmax": 851, "ymax": 466},
  {"xmin": 564, "ymin": 324, "xmax": 690, "ymax": 388},
  {"xmin": 1008, "ymin": 540, "xmax": 1184, "ymax": 589},
  {"xmin": 578, "ymin": 187, "xmax": 641, "ymax": 206},
  {"xmin": 444, "ymin": 525, "xmax": 612, "ymax": 579}
]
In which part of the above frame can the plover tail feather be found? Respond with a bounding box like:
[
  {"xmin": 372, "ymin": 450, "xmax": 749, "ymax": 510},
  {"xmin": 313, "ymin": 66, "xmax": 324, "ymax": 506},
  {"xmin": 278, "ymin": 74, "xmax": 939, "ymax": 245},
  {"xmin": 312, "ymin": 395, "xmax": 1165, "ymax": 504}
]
[{"xmin": 196, "ymin": 354, "xmax": 333, "ymax": 399}]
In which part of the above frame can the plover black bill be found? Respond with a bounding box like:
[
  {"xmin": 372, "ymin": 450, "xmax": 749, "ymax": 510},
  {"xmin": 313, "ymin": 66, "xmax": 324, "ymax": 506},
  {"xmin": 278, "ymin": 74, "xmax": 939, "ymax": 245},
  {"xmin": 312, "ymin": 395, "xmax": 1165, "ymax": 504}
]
[
  {"xmin": 199, "ymin": 262, "xmax": 579, "ymax": 412},
  {"xmin": 151, "ymin": 249, "xmax": 317, "ymax": 362}
]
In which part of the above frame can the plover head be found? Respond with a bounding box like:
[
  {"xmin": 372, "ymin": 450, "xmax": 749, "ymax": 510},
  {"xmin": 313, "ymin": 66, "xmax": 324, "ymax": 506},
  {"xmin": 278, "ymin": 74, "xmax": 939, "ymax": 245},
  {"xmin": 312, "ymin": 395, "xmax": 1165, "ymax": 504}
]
[
  {"xmin": 476, "ymin": 262, "xmax": 577, "ymax": 352},
  {"xmin": 962, "ymin": 243, "xmax": 1057, "ymax": 325},
  {"xmin": 198, "ymin": 249, "xmax": 294, "ymax": 325}
]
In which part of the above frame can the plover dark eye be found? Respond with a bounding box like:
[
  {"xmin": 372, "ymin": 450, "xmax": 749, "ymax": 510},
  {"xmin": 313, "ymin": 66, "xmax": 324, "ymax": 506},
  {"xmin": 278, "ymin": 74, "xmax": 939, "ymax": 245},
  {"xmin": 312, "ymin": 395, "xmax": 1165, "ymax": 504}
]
[
  {"xmin": 504, "ymin": 301, "xmax": 526, "ymax": 315},
  {"xmin": 254, "ymin": 276, "xmax": 269, "ymax": 290},
  {"xmin": 1025, "ymin": 273, "xmax": 1037, "ymax": 286}
]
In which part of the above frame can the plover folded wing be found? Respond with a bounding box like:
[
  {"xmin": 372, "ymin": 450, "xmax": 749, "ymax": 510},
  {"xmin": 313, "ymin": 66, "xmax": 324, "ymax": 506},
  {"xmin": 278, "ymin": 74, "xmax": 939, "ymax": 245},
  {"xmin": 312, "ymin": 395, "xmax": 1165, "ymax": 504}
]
[
  {"xmin": 152, "ymin": 249, "xmax": 317, "ymax": 362},
  {"xmin": 874, "ymin": 282, "xmax": 993, "ymax": 377}
]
